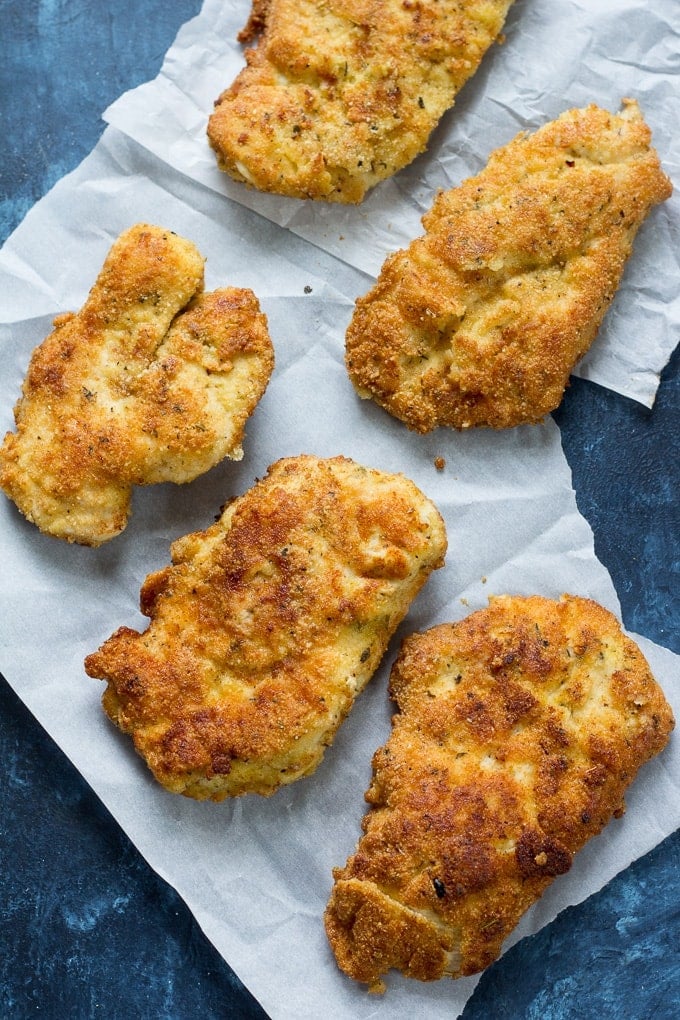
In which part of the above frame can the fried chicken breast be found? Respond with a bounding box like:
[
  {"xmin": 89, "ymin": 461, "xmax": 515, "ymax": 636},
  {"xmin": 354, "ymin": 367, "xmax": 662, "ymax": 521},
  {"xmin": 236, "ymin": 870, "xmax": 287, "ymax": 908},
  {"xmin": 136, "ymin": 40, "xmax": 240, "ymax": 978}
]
[
  {"xmin": 0, "ymin": 224, "xmax": 274, "ymax": 545},
  {"xmin": 207, "ymin": 0, "xmax": 515, "ymax": 203},
  {"xmin": 345, "ymin": 100, "xmax": 672, "ymax": 429},
  {"xmin": 84, "ymin": 455, "xmax": 447, "ymax": 800},
  {"xmin": 325, "ymin": 595, "xmax": 674, "ymax": 989}
]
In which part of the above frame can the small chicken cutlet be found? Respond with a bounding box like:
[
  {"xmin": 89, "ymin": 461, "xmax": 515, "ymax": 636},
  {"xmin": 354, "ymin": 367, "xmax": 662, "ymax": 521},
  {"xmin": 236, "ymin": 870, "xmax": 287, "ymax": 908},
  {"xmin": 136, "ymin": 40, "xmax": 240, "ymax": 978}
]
[
  {"xmin": 0, "ymin": 224, "xmax": 274, "ymax": 545},
  {"xmin": 325, "ymin": 594, "xmax": 674, "ymax": 989},
  {"xmin": 84, "ymin": 455, "xmax": 447, "ymax": 800},
  {"xmin": 345, "ymin": 100, "xmax": 672, "ymax": 429},
  {"xmin": 207, "ymin": 0, "xmax": 515, "ymax": 203}
]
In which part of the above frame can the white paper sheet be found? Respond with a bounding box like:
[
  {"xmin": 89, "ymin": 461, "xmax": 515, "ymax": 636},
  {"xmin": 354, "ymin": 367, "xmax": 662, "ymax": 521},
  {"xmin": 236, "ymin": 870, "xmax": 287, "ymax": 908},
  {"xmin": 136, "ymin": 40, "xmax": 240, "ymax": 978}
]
[
  {"xmin": 0, "ymin": 121, "xmax": 678, "ymax": 1019},
  {"xmin": 103, "ymin": 0, "xmax": 680, "ymax": 407}
]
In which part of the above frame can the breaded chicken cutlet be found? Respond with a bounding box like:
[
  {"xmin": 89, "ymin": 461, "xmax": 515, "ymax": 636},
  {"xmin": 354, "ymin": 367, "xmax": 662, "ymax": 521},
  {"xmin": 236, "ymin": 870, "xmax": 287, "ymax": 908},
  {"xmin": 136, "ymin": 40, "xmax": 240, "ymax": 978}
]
[
  {"xmin": 207, "ymin": 0, "xmax": 515, "ymax": 203},
  {"xmin": 0, "ymin": 224, "xmax": 274, "ymax": 545},
  {"xmin": 345, "ymin": 100, "xmax": 672, "ymax": 430},
  {"xmin": 325, "ymin": 594, "xmax": 674, "ymax": 989},
  {"xmin": 84, "ymin": 455, "xmax": 447, "ymax": 800}
]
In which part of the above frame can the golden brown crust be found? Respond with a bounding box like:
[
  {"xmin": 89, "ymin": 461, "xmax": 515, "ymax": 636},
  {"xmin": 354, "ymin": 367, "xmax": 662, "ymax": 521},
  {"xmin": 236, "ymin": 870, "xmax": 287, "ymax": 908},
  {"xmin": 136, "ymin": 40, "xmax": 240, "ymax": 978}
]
[
  {"xmin": 237, "ymin": 0, "xmax": 272, "ymax": 43},
  {"xmin": 325, "ymin": 594, "xmax": 674, "ymax": 987},
  {"xmin": 207, "ymin": 0, "xmax": 515, "ymax": 203},
  {"xmin": 0, "ymin": 224, "xmax": 274, "ymax": 545},
  {"xmin": 84, "ymin": 455, "xmax": 447, "ymax": 799},
  {"xmin": 345, "ymin": 100, "xmax": 673, "ymax": 429}
]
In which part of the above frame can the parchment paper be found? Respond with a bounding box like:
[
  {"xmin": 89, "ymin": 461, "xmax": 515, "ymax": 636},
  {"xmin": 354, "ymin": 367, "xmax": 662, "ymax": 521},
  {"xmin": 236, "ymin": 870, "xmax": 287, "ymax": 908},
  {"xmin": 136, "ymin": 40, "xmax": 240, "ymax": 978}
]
[
  {"xmin": 0, "ymin": 123, "xmax": 678, "ymax": 1019},
  {"xmin": 1, "ymin": 0, "xmax": 679, "ymax": 1015},
  {"xmin": 103, "ymin": 0, "xmax": 680, "ymax": 407}
]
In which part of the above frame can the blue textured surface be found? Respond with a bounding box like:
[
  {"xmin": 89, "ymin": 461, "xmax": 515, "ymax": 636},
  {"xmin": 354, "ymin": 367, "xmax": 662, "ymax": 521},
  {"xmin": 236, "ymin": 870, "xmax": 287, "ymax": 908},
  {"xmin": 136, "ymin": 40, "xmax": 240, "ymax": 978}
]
[{"xmin": 1, "ymin": 3, "xmax": 678, "ymax": 1018}]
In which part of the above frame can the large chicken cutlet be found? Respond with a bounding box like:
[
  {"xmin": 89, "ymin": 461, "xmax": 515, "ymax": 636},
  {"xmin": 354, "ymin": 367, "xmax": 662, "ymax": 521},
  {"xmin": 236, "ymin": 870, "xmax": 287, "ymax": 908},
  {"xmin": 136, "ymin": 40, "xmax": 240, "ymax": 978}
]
[
  {"xmin": 207, "ymin": 0, "xmax": 515, "ymax": 203},
  {"xmin": 325, "ymin": 594, "xmax": 674, "ymax": 989},
  {"xmin": 0, "ymin": 224, "xmax": 274, "ymax": 545},
  {"xmin": 345, "ymin": 100, "xmax": 672, "ymax": 429},
  {"xmin": 84, "ymin": 455, "xmax": 447, "ymax": 800}
]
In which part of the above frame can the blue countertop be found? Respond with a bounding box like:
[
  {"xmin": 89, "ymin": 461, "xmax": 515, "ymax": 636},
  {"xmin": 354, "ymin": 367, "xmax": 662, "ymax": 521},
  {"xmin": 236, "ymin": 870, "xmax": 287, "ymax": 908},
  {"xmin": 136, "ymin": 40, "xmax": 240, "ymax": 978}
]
[{"xmin": 1, "ymin": 3, "xmax": 678, "ymax": 1017}]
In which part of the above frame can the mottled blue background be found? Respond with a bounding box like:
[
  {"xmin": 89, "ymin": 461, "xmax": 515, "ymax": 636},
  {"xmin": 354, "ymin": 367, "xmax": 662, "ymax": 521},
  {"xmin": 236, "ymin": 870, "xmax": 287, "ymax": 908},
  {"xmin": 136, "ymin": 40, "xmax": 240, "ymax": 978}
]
[{"xmin": 1, "ymin": 2, "xmax": 678, "ymax": 1017}]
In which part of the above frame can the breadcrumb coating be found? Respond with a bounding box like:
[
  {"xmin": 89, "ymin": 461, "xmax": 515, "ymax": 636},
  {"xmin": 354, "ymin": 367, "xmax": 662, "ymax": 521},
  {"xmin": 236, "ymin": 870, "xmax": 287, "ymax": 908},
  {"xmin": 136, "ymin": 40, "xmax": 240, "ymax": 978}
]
[
  {"xmin": 84, "ymin": 455, "xmax": 447, "ymax": 799},
  {"xmin": 208, "ymin": 0, "xmax": 515, "ymax": 202},
  {"xmin": 325, "ymin": 594, "xmax": 674, "ymax": 988},
  {"xmin": 0, "ymin": 224, "xmax": 274, "ymax": 545},
  {"xmin": 345, "ymin": 101, "xmax": 672, "ymax": 429}
]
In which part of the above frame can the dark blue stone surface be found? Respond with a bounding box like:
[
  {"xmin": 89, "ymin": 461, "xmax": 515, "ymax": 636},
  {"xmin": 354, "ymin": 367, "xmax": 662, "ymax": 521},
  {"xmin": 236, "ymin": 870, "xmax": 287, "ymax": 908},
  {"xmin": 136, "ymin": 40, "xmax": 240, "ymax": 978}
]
[{"xmin": 1, "ymin": 3, "xmax": 678, "ymax": 1017}]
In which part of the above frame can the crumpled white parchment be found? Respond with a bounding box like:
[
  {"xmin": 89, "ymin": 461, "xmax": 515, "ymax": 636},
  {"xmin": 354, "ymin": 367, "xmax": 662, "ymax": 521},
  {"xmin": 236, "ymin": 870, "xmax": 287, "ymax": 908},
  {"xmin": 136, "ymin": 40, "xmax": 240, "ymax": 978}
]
[{"xmin": 1, "ymin": 2, "xmax": 679, "ymax": 1017}]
